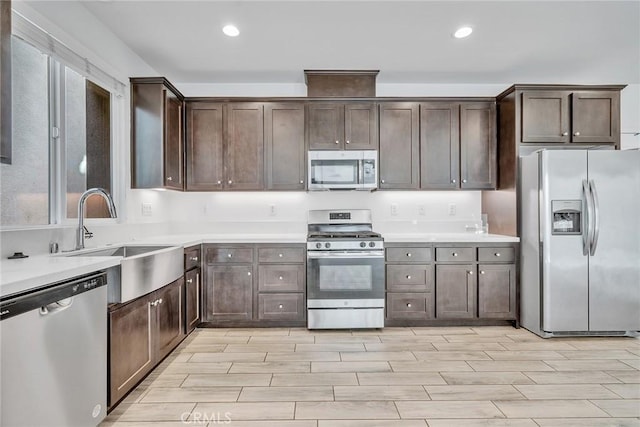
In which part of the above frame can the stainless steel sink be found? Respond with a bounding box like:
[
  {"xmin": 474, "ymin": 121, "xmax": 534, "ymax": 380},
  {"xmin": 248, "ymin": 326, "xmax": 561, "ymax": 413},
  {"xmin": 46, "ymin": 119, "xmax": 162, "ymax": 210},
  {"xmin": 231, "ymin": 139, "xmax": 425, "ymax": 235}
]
[{"xmin": 67, "ymin": 245, "xmax": 183, "ymax": 304}]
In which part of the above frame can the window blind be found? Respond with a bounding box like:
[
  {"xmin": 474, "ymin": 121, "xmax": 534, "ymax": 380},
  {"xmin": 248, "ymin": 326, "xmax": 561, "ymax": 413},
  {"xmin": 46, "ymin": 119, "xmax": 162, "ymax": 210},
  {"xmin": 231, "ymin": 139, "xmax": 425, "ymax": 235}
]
[{"xmin": 11, "ymin": 10, "xmax": 126, "ymax": 97}]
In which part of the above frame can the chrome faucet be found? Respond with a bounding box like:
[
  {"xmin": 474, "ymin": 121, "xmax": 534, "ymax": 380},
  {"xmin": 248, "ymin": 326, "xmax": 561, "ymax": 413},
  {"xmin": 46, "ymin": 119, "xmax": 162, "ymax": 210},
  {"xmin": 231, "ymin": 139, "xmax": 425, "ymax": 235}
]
[{"xmin": 76, "ymin": 188, "xmax": 117, "ymax": 250}]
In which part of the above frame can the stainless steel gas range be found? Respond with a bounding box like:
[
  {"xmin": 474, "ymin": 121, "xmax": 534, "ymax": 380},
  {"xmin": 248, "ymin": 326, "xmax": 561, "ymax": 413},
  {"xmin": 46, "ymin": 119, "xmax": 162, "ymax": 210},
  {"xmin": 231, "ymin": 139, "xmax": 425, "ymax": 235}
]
[{"xmin": 306, "ymin": 209, "xmax": 385, "ymax": 329}]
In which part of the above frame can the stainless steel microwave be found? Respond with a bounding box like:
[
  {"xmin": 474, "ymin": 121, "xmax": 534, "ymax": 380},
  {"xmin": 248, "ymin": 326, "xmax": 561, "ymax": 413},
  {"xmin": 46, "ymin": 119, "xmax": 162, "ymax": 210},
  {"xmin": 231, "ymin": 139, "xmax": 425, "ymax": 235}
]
[{"xmin": 308, "ymin": 150, "xmax": 378, "ymax": 191}]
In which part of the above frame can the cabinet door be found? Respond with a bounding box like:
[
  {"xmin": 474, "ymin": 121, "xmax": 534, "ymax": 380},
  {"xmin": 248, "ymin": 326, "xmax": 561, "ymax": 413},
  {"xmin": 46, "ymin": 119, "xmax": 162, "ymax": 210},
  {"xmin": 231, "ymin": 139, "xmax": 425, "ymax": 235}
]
[
  {"xmin": 478, "ymin": 264, "xmax": 516, "ymax": 319},
  {"xmin": 436, "ymin": 264, "xmax": 476, "ymax": 318},
  {"xmin": 420, "ymin": 103, "xmax": 459, "ymax": 189},
  {"xmin": 571, "ymin": 91, "xmax": 620, "ymax": 144},
  {"xmin": 186, "ymin": 102, "xmax": 224, "ymax": 190},
  {"xmin": 164, "ymin": 89, "xmax": 183, "ymax": 189},
  {"xmin": 344, "ymin": 103, "xmax": 377, "ymax": 150},
  {"xmin": 307, "ymin": 103, "xmax": 344, "ymax": 149},
  {"xmin": 460, "ymin": 103, "xmax": 496, "ymax": 189},
  {"xmin": 521, "ymin": 91, "xmax": 570, "ymax": 143},
  {"xmin": 226, "ymin": 103, "xmax": 264, "ymax": 190},
  {"xmin": 264, "ymin": 103, "xmax": 306, "ymax": 190},
  {"xmin": 155, "ymin": 278, "xmax": 185, "ymax": 361},
  {"xmin": 108, "ymin": 296, "xmax": 154, "ymax": 406},
  {"xmin": 185, "ymin": 269, "xmax": 201, "ymax": 333},
  {"xmin": 378, "ymin": 103, "xmax": 419, "ymax": 189},
  {"xmin": 204, "ymin": 265, "xmax": 253, "ymax": 321}
]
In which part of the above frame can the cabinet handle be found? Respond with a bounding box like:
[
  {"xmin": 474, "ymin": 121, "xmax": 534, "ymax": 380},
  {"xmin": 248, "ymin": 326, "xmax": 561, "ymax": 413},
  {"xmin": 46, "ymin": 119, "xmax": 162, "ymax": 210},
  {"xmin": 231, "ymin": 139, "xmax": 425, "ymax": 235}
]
[
  {"xmin": 167, "ymin": 176, "xmax": 173, "ymax": 181},
  {"xmin": 227, "ymin": 253, "xmax": 232, "ymax": 258},
  {"xmin": 278, "ymin": 304, "xmax": 284, "ymax": 309},
  {"xmin": 468, "ymin": 271, "xmax": 474, "ymax": 275},
  {"xmin": 562, "ymin": 132, "xmax": 569, "ymax": 136},
  {"xmin": 452, "ymin": 179, "xmax": 457, "ymax": 183},
  {"xmin": 406, "ymin": 303, "xmax": 412, "ymax": 308},
  {"xmin": 190, "ymin": 256, "xmax": 198, "ymax": 262},
  {"xmin": 406, "ymin": 253, "xmax": 412, "ymax": 257},
  {"xmin": 149, "ymin": 300, "xmax": 156, "ymax": 307},
  {"xmin": 217, "ymin": 180, "xmax": 222, "ymax": 185},
  {"xmin": 452, "ymin": 252, "xmax": 458, "ymax": 257},
  {"xmin": 247, "ymin": 271, "xmax": 251, "ymax": 276},
  {"xmin": 158, "ymin": 298, "xmax": 163, "ymax": 305},
  {"xmin": 346, "ymin": 140, "xmax": 350, "ymax": 144},
  {"xmin": 381, "ymin": 179, "xmax": 385, "ymax": 184},
  {"xmin": 406, "ymin": 275, "xmax": 412, "ymax": 279},
  {"xmin": 278, "ymin": 276, "xmax": 283, "ymax": 280},
  {"xmin": 300, "ymin": 180, "xmax": 304, "ymax": 184},
  {"xmin": 228, "ymin": 180, "xmax": 233, "ymax": 184},
  {"xmin": 494, "ymin": 252, "xmax": 501, "ymax": 257},
  {"xmin": 278, "ymin": 253, "xmax": 283, "ymax": 257},
  {"xmin": 335, "ymin": 140, "xmax": 340, "ymax": 144},
  {"xmin": 187, "ymin": 278, "xmax": 193, "ymax": 284},
  {"xmin": 462, "ymin": 179, "xmax": 467, "ymax": 183},
  {"xmin": 480, "ymin": 271, "xmax": 485, "ymax": 275},
  {"xmin": 574, "ymin": 131, "xmax": 580, "ymax": 136}
]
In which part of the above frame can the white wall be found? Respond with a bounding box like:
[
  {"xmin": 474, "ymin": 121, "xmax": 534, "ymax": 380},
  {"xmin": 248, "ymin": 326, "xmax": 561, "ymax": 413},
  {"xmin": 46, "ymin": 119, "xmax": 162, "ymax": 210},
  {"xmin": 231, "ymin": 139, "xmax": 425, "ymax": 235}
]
[{"xmin": 621, "ymin": 84, "xmax": 640, "ymax": 150}]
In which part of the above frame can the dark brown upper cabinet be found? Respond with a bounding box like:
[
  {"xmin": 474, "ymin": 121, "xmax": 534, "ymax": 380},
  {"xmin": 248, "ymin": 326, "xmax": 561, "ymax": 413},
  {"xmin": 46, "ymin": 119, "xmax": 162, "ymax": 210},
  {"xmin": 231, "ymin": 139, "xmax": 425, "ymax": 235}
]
[
  {"xmin": 306, "ymin": 102, "xmax": 377, "ymax": 150},
  {"xmin": 186, "ymin": 102, "xmax": 264, "ymax": 191},
  {"xmin": 1, "ymin": 0, "xmax": 11, "ymax": 165},
  {"xmin": 420, "ymin": 103, "xmax": 459, "ymax": 190},
  {"xmin": 378, "ymin": 102, "xmax": 419, "ymax": 189},
  {"xmin": 131, "ymin": 78, "xmax": 184, "ymax": 190},
  {"xmin": 521, "ymin": 89, "xmax": 620, "ymax": 145},
  {"xmin": 460, "ymin": 102, "xmax": 496, "ymax": 190},
  {"xmin": 264, "ymin": 103, "xmax": 305, "ymax": 190}
]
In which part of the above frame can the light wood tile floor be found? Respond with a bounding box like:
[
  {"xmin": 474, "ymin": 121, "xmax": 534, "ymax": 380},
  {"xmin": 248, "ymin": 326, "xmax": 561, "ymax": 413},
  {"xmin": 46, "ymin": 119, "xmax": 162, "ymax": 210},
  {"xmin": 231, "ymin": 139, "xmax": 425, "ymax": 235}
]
[{"xmin": 102, "ymin": 327, "xmax": 640, "ymax": 426}]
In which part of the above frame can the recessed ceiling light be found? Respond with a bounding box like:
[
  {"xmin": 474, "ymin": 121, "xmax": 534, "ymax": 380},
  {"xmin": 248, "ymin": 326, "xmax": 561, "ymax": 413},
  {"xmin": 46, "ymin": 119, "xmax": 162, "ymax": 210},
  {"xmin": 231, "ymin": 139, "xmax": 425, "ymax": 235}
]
[
  {"xmin": 454, "ymin": 26, "xmax": 473, "ymax": 39},
  {"xmin": 223, "ymin": 25, "xmax": 240, "ymax": 37}
]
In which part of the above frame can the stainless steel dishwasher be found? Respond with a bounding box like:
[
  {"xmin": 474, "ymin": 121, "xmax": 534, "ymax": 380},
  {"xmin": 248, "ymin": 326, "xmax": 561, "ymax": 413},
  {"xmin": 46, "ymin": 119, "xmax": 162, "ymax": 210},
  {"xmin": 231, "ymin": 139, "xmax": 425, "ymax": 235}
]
[{"xmin": 0, "ymin": 271, "xmax": 108, "ymax": 427}]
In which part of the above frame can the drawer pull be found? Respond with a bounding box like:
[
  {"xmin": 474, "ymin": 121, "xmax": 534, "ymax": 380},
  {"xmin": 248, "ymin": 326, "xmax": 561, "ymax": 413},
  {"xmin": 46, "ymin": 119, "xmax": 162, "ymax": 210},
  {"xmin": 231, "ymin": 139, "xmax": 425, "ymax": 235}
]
[
  {"xmin": 335, "ymin": 140, "xmax": 340, "ymax": 144},
  {"xmin": 468, "ymin": 271, "xmax": 474, "ymax": 275},
  {"xmin": 462, "ymin": 179, "xmax": 467, "ymax": 183},
  {"xmin": 190, "ymin": 256, "xmax": 199, "ymax": 262},
  {"xmin": 406, "ymin": 275, "xmax": 411, "ymax": 280},
  {"xmin": 247, "ymin": 271, "xmax": 251, "ymax": 276},
  {"xmin": 228, "ymin": 180, "xmax": 233, "ymax": 184},
  {"xmin": 574, "ymin": 131, "xmax": 580, "ymax": 136},
  {"xmin": 480, "ymin": 271, "xmax": 485, "ymax": 275},
  {"xmin": 452, "ymin": 179, "xmax": 456, "ymax": 183},
  {"xmin": 167, "ymin": 176, "xmax": 173, "ymax": 181},
  {"xmin": 406, "ymin": 253, "xmax": 412, "ymax": 257},
  {"xmin": 381, "ymin": 179, "xmax": 385, "ymax": 184},
  {"xmin": 279, "ymin": 276, "xmax": 283, "ymax": 280},
  {"xmin": 217, "ymin": 180, "xmax": 222, "ymax": 185},
  {"xmin": 187, "ymin": 279, "xmax": 193, "ymax": 284},
  {"xmin": 494, "ymin": 252, "xmax": 501, "ymax": 257},
  {"xmin": 562, "ymin": 131, "xmax": 569, "ymax": 136},
  {"xmin": 300, "ymin": 180, "xmax": 304, "ymax": 184},
  {"xmin": 228, "ymin": 253, "xmax": 233, "ymax": 258},
  {"xmin": 278, "ymin": 304, "xmax": 284, "ymax": 309},
  {"xmin": 452, "ymin": 252, "xmax": 458, "ymax": 257},
  {"xmin": 406, "ymin": 303, "xmax": 412, "ymax": 308},
  {"xmin": 278, "ymin": 253, "xmax": 283, "ymax": 257}
]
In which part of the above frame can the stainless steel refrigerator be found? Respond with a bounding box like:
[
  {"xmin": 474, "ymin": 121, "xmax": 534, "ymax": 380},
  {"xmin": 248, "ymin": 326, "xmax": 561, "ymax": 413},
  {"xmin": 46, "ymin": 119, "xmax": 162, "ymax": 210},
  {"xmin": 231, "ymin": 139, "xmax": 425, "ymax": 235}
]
[{"xmin": 520, "ymin": 149, "xmax": 640, "ymax": 337}]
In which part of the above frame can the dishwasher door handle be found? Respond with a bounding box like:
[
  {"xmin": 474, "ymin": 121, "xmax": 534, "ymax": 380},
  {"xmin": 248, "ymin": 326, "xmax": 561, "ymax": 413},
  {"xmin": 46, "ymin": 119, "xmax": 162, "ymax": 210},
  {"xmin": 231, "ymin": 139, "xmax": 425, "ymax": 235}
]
[{"xmin": 40, "ymin": 297, "xmax": 74, "ymax": 316}]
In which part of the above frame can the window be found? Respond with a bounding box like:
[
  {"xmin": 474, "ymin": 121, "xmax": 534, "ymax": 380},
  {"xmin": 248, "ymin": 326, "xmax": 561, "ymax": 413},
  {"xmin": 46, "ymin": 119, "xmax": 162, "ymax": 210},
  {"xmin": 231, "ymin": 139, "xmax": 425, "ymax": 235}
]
[{"xmin": 1, "ymin": 14, "xmax": 122, "ymax": 227}]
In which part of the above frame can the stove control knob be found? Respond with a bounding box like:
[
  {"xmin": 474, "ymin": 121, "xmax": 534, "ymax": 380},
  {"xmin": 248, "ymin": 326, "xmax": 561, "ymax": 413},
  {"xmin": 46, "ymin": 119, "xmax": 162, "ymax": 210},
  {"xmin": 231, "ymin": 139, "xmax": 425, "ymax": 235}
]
[
  {"xmin": 315, "ymin": 243, "xmax": 322, "ymax": 249},
  {"xmin": 360, "ymin": 242, "xmax": 366, "ymax": 248},
  {"xmin": 324, "ymin": 242, "xmax": 331, "ymax": 249},
  {"xmin": 369, "ymin": 242, "xmax": 376, "ymax": 248}
]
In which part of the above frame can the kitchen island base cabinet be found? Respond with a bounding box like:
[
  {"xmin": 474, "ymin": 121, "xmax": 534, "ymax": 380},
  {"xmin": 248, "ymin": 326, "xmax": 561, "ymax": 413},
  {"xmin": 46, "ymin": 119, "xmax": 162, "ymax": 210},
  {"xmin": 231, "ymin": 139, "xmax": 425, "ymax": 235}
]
[{"xmin": 108, "ymin": 278, "xmax": 185, "ymax": 409}]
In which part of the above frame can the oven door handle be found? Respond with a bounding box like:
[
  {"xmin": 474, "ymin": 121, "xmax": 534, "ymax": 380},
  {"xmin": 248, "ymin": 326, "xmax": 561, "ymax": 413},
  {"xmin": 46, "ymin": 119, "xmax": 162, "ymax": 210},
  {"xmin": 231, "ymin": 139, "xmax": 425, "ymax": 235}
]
[{"xmin": 307, "ymin": 250, "xmax": 384, "ymax": 259}]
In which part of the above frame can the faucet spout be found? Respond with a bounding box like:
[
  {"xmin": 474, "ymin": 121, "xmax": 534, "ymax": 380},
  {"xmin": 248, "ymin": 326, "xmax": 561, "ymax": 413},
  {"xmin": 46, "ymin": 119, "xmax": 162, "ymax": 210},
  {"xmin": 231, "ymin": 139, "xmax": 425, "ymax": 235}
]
[{"xmin": 76, "ymin": 188, "xmax": 117, "ymax": 250}]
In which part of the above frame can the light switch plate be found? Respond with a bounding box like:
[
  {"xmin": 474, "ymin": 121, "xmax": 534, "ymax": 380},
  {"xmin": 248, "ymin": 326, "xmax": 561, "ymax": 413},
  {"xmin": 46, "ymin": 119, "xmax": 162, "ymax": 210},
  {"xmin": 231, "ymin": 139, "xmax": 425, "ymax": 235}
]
[
  {"xmin": 448, "ymin": 203, "xmax": 456, "ymax": 216},
  {"xmin": 391, "ymin": 203, "xmax": 398, "ymax": 216},
  {"xmin": 142, "ymin": 202, "xmax": 152, "ymax": 217}
]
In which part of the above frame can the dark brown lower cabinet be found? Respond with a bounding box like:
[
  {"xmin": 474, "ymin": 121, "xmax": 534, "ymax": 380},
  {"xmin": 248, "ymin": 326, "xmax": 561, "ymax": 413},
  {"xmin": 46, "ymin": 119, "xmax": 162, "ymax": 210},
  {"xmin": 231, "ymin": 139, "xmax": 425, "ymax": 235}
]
[
  {"xmin": 108, "ymin": 278, "xmax": 185, "ymax": 408},
  {"xmin": 478, "ymin": 263, "xmax": 516, "ymax": 319},
  {"xmin": 204, "ymin": 264, "xmax": 254, "ymax": 322},
  {"xmin": 387, "ymin": 293, "xmax": 433, "ymax": 321},
  {"xmin": 435, "ymin": 264, "xmax": 477, "ymax": 319},
  {"xmin": 185, "ymin": 268, "xmax": 201, "ymax": 333}
]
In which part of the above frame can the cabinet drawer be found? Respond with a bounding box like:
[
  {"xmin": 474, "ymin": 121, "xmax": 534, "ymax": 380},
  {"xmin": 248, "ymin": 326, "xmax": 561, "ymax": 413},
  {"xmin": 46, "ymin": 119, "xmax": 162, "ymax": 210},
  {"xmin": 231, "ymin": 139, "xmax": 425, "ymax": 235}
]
[
  {"xmin": 258, "ymin": 264, "xmax": 305, "ymax": 292},
  {"xmin": 386, "ymin": 265, "xmax": 433, "ymax": 293},
  {"xmin": 206, "ymin": 247, "xmax": 254, "ymax": 264},
  {"xmin": 258, "ymin": 247, "xmax": 305, "ymax": 263},
  {"xmin": 386, "ymin": 293, "xmax": 434, "ymax": 320},
  {"xmin": 386, "ymin": 247, "xmax": 431, "ymax": 263},
  {"xmin": 184, "ymin": 246, "xmax": 201, "ymax": 270},
  {"xmin": 478, "ymin": 247, "xmax": 515, "ymax": 263},
  {"xmin": 435, "ymin": 247, "xmax": 475, "ymax": 262},
  {"xmin": 258, "ymin": 293, "xmax": 305, "ymax": 321}
]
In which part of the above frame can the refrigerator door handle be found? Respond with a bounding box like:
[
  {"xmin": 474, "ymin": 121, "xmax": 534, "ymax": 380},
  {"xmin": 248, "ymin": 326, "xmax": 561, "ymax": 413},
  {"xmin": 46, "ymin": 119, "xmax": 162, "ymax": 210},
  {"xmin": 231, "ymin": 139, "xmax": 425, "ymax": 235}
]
[
  {"xmin": 581, "ymin": 179, "xmax": 592, "ymax": 256},
  {"xmin": 589, "ymin": 179, "xmax": 600, "ymax": 256}
]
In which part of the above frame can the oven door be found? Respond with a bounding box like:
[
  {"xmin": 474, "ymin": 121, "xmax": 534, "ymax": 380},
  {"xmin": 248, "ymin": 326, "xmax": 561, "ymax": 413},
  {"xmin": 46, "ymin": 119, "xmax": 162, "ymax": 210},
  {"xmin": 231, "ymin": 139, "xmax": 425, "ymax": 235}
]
[{"xmin": 307, "ymin": 250, "xmax": 384, "ymax": 301}]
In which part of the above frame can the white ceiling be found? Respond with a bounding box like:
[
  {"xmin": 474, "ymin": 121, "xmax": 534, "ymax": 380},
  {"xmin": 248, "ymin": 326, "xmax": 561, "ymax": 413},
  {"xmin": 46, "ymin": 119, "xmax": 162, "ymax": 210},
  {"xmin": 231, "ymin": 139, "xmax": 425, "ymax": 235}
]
[{"xmin": 50, "ymin": 1, "xmax": 640, "ymax": 84}]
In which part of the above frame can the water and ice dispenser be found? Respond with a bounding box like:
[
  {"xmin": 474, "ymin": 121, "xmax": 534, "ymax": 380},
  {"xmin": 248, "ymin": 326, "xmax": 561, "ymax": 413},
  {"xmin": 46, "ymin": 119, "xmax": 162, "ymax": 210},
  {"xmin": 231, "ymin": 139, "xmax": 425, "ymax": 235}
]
[{"xmin": 551, "ymin": 200, "xmax": 582, "ymax": 235}]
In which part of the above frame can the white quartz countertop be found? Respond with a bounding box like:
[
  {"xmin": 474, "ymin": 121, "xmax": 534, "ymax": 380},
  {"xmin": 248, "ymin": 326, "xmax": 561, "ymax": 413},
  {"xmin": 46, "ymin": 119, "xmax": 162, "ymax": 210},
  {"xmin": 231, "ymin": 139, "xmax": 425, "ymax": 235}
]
[
  {"xmin": 382, "ymin": 233, "xmax": 519, "ymax": 243},
  {"xmin": 1, "ymin": 231, "xmax": 516, "ymax": 297}
]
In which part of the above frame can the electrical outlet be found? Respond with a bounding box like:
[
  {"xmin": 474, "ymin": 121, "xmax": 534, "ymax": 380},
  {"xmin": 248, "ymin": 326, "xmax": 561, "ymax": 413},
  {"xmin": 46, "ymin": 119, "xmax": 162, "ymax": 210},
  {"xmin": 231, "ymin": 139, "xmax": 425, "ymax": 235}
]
[
  {"xmin": 418, "ymin": 205, "xmax": 426, "ymax": 216},
  {"xmin": 448, "ymin": 203, "xmax": 456, "ymax": 216},
  {"xmin": 269, "ymin": 204, "xmax": 277, "ymax": 216},
  {"xmin": 391, "ymin": 203, "xmax": 398, "ymax": 216},
  {"xmin": 141, "ymin": 202, "xmax": 152, "ymax": 217}
]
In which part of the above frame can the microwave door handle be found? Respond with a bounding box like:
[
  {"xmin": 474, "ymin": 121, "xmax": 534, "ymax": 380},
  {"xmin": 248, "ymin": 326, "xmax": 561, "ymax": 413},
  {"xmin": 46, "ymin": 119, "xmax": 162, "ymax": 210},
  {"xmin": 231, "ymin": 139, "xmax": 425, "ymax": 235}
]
[{"xmin": 358, "ymin": 159, "xmax": 364, "ymax": 187}]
